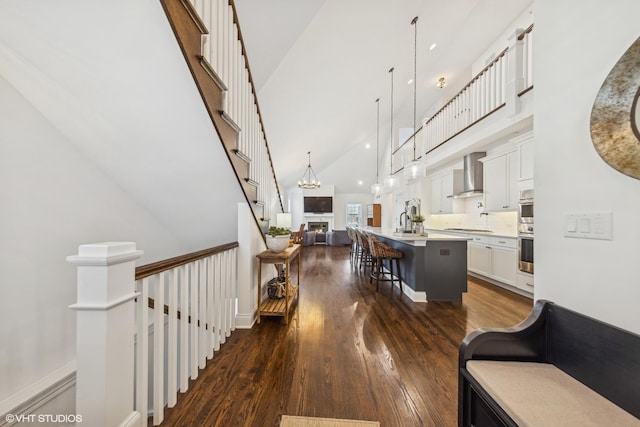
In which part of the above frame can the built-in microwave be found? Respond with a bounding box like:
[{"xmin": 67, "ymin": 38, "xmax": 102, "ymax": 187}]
[{"xmin": 518, "ymin": 189, "xmax": 534, "ymax": 225}]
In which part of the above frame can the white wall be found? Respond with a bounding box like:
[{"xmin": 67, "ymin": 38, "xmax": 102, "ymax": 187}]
[
  {"xmin": 0, "ymin": 76, "xmax": 185, "ymax": 405},
  {"xmin": 534, "ymin": 0, "xmax": 640, "ymax": 333},
  {"xmin": 334, "ymin": 193, "xmax": 375, "ymax": 229},
  {"xmin": 286, "ymin": 185, "xmax": 374, "ymax": 230}
]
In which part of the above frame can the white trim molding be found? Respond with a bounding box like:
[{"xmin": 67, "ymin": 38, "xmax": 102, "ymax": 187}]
[{"xmin": 0, "ymin": 362, "xmax": 76, "ymax": 427}]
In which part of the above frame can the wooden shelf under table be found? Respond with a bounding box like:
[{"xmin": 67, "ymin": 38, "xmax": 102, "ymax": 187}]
[
  {"xmin": 258, "ymin": 283, "xmax": 299, "ymax": 317},
  {"xmin": 256, "ymin": 244, "xmax": 301, "ymax": 324}
]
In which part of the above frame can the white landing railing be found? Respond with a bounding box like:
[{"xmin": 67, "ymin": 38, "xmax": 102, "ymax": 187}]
[
  {"xmin": 68, "ymin": 241, "xmax": 238, "ymax": 427},
  {"xmin": 519, "ymin": 24, "xmax": 534, "ymax": 94},
  {"xmin": 392, "ymin": 25, "xmax": 534, "ymax": 174},
  {"xmin": 134, "ymin": 242, "xmax": 238, "ymax": 425}
]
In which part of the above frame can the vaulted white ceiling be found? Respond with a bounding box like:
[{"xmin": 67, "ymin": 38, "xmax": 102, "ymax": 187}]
[{"xmin": 234, "ymin": 0, "xmax": 533, "ymax": 194}]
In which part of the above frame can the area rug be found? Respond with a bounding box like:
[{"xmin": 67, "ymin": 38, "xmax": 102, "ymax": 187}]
[{"xmin": 280, "ymin": 415, "xmax": 380, "ymax": 427}]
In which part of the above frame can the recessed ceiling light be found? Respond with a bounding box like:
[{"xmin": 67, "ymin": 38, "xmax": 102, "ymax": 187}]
[
  {"xmin": 358, "ymin": 180, "xmax": 363, "ymax": 186},
  {"xmin": 429, "ymin": 43, "xmax": 437, "ymax": 51},
  {"xmin": 365, "ymin": 143, "xmax": 371, "ymax": 149},
  {"xmin": 408, "ymin": 79, "xmax": 414, "ymax": 85}
]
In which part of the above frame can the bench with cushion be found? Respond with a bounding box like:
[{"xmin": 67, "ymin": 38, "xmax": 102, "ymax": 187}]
[
  {"xmin": 459, "ymin": 300, "xmax": 640, "ymax": 427},
  {"xmin": 302, "ymin": 231, "xmax": 316, "ymax": 246}
]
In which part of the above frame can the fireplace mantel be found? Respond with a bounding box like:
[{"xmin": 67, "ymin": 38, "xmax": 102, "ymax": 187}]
[{"xmin": 304, "ymin": 213, "xmax": 333, "ymax": 232}]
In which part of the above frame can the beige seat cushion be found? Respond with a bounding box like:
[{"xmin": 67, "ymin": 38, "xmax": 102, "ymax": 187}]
[{"xmin": 467, "ymin": 360, "xmax": 640, "ymax": 427}]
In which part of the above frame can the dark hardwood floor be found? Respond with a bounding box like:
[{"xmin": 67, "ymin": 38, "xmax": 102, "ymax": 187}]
[{"xmin": 157, "ymin": 245, "xmax": 532, "ymax": 427}]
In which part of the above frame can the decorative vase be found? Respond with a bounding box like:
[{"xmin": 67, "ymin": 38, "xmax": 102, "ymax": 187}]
[
  {"xmin": 413, "ymin": 222, "xmax": 424, "ymax": 235},
  {"xmin": 266, "ymin": 235, "xmax": 291, "ymax": 252}
]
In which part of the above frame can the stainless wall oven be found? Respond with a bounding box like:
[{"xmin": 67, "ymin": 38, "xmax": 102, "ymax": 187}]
[
  {"xmin": 518, "ymin": 189, "xmax": 534, "ymax": 273},
  {"xmin": 518, "ymin": 236, "xmax": 534, "ymax": 273}
]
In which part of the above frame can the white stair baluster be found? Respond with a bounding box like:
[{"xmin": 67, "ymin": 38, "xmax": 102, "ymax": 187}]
[
  {"xmin": 207, "ymin": 255, "xmax": 215, "ymax": 358},
  {"xmin": 189, "ymin": 262, "xmax": 198, "ymax": 379},
  {"xmin": 153, "ymin": 273, "xmax": 165, "ymax": 425},
  {"xmin": 214, "ymin": 253, "xmax": 222, "ymax": 350},
  {"xmin": 167, "ymin": 268, "xmax": 178, "ymax": 408},
  {"xmin": 179, "ymin": 265, "xmax": 189, "ymax": 392},
  {"xmin": 198, "ymin": 259, "xmax": 207, "ymax": 369},
  {"xmin": 136, "ymin": 277, "xmax": 150, "ymax": 421}
]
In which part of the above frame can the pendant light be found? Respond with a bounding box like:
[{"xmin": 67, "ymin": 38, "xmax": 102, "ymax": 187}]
[
  {"xmin": 297, "ymin": 151, "xmax": 321, "ymax": 189},
  {"xmin": 384, "ymin": 67, "xmax": 400, "ymax": 191},
  {"xmin": 371, "ymin": 98, "xmax": 384, "ymax": 196},
  {"xmin": 404, "ymin": 16, "xmax": 427, "ymax": 181}
]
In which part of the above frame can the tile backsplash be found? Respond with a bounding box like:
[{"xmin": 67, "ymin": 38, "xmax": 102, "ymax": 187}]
[{"xmin": 425, "ymin": 197, "xmax": 518, "ymax": 235}]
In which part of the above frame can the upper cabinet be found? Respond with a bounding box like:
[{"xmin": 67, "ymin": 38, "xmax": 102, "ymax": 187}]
[
  {"xmin": 482, "ymin": 150, "xmax": 518, "ymax": 211},
  {"xmin": 366, "ymin": 203, "xmax": 381, "ymax": 227},
  {"xmin": 430, "ymin": 170, "xmax": 463, "ymax": 214},
  {"xmin": 515, "ymin": 131, "xmax": 534, "ymax": 190}
]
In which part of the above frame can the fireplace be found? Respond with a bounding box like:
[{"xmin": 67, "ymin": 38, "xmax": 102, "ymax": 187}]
[
  {"xmin": 308, "ymin": 221, "xmax": 328, "ymax": 244},
  {"xmin": 308, "ymin": 222, "xmax": 328, "ymax": 233}
]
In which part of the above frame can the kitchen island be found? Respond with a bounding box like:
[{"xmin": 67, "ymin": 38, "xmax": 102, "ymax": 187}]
[{"xmin": 366, "ymin": 228, "xmax": 470, "ymax": 302}]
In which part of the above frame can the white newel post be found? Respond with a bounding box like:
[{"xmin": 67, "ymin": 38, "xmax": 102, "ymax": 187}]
[
  {"xmin": 67, "ymin": 242, "xmax": 144, "ymax": 427},
  {"xmin": 505, "ymin": 28, "xmax": 525, "ymax": 117}
]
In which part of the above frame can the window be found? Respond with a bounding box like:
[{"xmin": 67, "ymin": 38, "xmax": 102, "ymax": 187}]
[{"xmin": 346, "ymin": 203, "xmax": 361, "ymax": 228}]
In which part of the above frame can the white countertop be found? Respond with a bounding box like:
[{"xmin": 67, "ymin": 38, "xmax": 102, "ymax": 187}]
[
  {"xmin": 425, "ymin": 228, "xmax": 517, "ymax": 239},
  {"xmin": 365, "ymin": 228, "xmax": 471, "ymax": 247}
]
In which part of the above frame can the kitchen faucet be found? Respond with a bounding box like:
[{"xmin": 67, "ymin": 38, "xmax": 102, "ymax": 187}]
[{"xmin": 399, "ymin": 211, "xmax": 409, "ymax": 231}]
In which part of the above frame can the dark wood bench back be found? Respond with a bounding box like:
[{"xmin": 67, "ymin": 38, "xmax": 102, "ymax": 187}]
[{"xmin": 547, "ymin": 304, "xmax": 640, "ymax": 419}]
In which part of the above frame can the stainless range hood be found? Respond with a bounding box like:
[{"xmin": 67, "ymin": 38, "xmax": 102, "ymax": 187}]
[{"xmin": 454, "ymin": 152, "xmax": 486, "ymax": 198}]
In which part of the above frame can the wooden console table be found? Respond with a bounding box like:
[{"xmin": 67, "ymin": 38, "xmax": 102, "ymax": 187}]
[{"xmin": 256, "ymin": 244, "xmax": 301, "ymax": 324}]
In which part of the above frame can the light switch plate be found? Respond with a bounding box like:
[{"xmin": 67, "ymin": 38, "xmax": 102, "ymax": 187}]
[{"xmin": 564, "ymin": 212, "xmax": 612, "ymax": 240}]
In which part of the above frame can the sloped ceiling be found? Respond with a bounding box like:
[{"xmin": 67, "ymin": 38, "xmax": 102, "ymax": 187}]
[
  {"xmin": 234, "ymin": 0, "xmax": 532, "ymax": 194},
  {"xmin": 0, "ymin": 0, "xmax": 247, "ymax": 249}
]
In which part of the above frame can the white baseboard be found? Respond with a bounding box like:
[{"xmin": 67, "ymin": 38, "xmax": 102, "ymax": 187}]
[
  {"xmin": 235, "ymin": 308, "xmax": 257, "ymax": 329},
  {"xmin": 120, "ymin": 411, "xmax": 143, "ymax": 427},
  {"xmin": 400, "ymin": 284, "xmax": 427, "ymax": 302},
  {"xmin": 468, "ymin": 272, "xmax": 533, "ymax": 297},
  {"xmin": 374, "ymin": 267, "xmax": 427, "ymax": 302},
  {"xmin": 0, "ymin": 361, "xmax": 76, "ymax": 427}
]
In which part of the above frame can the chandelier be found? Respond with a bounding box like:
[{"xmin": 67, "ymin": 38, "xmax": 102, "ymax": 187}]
[{"xmin": 298, "ymin": 151, "xmax": 321, "ymax": 189}]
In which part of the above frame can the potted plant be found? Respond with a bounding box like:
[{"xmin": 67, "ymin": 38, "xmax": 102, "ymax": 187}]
[
  {"xmin": 266, "ymin": 226, "xmax": 291, "ymax": 252},
  {"xmin": 411, "ymin": 215, "xmax": 425, "ymax": 223}
]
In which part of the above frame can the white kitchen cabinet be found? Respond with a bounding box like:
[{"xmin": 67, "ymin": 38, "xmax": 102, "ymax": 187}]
[
  {"xmin": 430, "ymin": 170, "xmax": 463, "ymax": 214},
  {"xmin": 468, "ymin": 235, "xmax": 517, "ymax": 287},
  {"xmin": 518, "ymin": 136, "xmax": 534, "ymax": 182},
  {"xmin": 482, "ymin": 150, "xmax": 518, "ymax": 211},
  {"xmin": 516, "ymin": 271, "xmax": 534, "ymax": 293},
  {"xmin": 468, "ymin": 236, "xmax": 491, "ymax": 276},
  {"xmin": 488, "ymin": 237, "xmax": 517, "ymax": 286}
]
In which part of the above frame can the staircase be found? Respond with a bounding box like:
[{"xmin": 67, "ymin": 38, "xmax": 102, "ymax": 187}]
[{"xmin": 161, "ymin": 0, "xmax": 285, "ymax": 235}]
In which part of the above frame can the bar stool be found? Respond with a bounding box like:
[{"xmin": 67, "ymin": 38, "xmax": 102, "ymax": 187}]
[
  {"xmin": 367, "ymin": 234, "xmax": 403, "ymax": 293},
  {"xmin": 354, "ymin": 228, "xmax": 375, "ymax": 271},
  {"xmin": 346, "ymin": 227, "xmax": 359, "ymax": 264}
]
